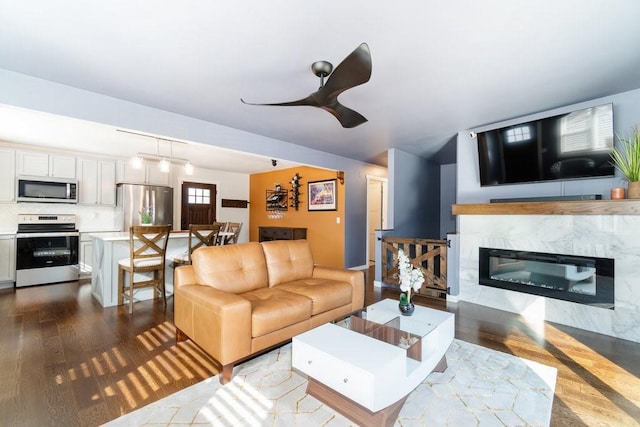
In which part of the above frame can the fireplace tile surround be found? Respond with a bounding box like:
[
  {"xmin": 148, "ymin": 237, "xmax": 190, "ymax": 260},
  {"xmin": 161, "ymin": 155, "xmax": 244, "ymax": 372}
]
[{"xmin": 453, "ymin": 203, "xmax": 640, "ymax": 344}]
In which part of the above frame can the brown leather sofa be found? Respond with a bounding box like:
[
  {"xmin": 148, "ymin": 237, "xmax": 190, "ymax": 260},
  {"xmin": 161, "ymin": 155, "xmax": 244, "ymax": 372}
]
[{"xmin": 173, "ymin": 239, "xmax": 365, "ymax": 383}]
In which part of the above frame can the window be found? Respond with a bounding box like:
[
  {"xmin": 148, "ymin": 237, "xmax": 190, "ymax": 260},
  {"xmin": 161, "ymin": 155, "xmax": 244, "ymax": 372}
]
[
  {"xmin": 560, "ymin": 104, "xmax": 613, "ymax": 154},
  {"xmin": 187, "ymin": 187, "xmax": 210, "ymax": 205},
  {"xmin": 505, "ymin": 125, "xmax": 532, "ymax": 143}
]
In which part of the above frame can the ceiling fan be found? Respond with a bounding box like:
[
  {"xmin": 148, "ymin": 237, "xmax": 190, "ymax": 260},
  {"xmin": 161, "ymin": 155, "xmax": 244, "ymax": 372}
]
[{"xmin": 241, "ymin": 43, "xmax": 372, "ymax": 128}]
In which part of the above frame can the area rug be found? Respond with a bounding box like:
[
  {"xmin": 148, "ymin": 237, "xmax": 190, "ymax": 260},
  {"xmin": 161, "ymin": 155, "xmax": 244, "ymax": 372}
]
[{"xmin": 103, "ymin": 339, "xmax": 557, "ymax": 426}]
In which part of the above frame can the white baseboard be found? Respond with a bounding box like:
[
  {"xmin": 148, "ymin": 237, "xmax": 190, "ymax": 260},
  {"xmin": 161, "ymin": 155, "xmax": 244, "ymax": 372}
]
[
  {"xmin": 447, "ymin": 294, "xmax": 460, "ymax": 303},
  {"xmin": 373, "ymin": 280, "xmax": 383, "ymax": 288},
  {"xmin": 0, "ymin": 281, "xmax": 14, "ymax": 290}
]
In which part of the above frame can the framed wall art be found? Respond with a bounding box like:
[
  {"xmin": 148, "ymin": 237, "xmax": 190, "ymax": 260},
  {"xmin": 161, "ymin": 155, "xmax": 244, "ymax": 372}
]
[{"xmin": 308, "ymin": 179, "xmax": 337, "ymax": 211}]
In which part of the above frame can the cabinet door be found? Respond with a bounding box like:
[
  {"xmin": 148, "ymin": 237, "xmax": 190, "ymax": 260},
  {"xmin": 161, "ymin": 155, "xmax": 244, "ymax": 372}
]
[
  {"xmin": 0, "ymin": 148, "xmax": 15, "ymax": 202},
  {"xmin": 99, "ymin": 160, "xmax": 116, "ymax": 206},
  {"xmin": 80, "ymin": 239, "xmax": 93, "ymax": 275},
  {"xmin": 117, "ymin": 159, "xmax": 170, "ymax": 185},
  {"xmin": 146, "ymin": 163, "xmax": 171, "ymax": 186},
  {"xmin": 17, "ymin": 150, "xmax": 49, "ymax": 176},
  {"xmin": 77, "ymin": 158, "xmax": 99, "ymax": 204},
  {"xmin": 49, "ymin": 154, "xmax": 76, "ymax": 179},
  {"xmin": 78, "ymin": 158, "xmax": 117, "ymax": 206},
  {"xmin": 117, "ymin": 159, "xmax": 146, "ymax": 184},
  {"xmin": 0, "ymin": 236, "xmax": 16, "ymax": 282},
  {"xmin": 17, "ymin": 151, "xmax": 76, "ymax": 178}
]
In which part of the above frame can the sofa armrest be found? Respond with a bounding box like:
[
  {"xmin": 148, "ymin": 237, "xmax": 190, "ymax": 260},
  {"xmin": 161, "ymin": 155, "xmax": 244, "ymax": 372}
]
[
  {"xmin": 174, "ymin": 265, "xmax": 195, "ymax": 289},
  {"xmin": 175, "ymin": 283, "xmax": 252, "ymax": 365},
  {"xmin": 312, "ymin": 265, "xmax": 365, "ymax": 311},
  {"xmin": 174, "ymin": 264, "xmax": 252, "ymax": 365}
]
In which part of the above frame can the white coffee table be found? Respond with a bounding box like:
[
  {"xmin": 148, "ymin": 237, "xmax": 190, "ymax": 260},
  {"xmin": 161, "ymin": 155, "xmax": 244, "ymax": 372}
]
[{"xmin": 292, "ymin": 298, "xmax": 454, "ymax": 426}]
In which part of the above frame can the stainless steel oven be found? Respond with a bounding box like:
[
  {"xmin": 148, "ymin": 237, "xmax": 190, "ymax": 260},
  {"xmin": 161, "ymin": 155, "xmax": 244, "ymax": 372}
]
[{"xmin": 16, "ymin": 214, "xmax": 79, "ymax": 287}]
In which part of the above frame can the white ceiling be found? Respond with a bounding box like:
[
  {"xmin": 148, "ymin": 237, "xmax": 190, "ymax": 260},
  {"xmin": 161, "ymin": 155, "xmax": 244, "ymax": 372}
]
[{"xmin": 1, "ymin": 1, "xmax": 640, "ymax": 168}]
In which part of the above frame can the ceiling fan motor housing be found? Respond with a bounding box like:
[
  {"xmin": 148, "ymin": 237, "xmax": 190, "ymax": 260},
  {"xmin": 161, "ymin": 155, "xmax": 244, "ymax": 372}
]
[{"xmin": 312, "ymin": 60, "xmax": 333, "ymax": 78}]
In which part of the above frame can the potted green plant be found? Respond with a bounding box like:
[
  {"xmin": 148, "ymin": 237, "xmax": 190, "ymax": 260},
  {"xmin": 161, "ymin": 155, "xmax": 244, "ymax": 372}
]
[
  {"xmin": 610, "ymin": 126, "xmax": 640, "ymax": 199},
  {"xmin": 140, "ymin": 208, "xmax": 153, "ymax": 225}
]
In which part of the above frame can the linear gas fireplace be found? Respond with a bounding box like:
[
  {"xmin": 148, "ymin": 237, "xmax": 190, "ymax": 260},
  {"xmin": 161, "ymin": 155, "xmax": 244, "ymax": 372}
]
[{"xmin": 479, "ymin": 248, "xmax": 614, "ymax": 309}]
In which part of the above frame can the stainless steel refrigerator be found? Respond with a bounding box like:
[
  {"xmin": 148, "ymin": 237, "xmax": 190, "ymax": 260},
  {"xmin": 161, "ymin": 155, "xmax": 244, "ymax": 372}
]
[{"xmin": 116, "ymin": 183, "xmax": 174, "ymax": 230}]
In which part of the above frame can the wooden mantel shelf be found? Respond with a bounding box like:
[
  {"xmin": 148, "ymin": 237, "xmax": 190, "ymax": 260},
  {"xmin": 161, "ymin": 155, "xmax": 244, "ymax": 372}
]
[{"xmin": 452, "ymin": 200, "xmax": 640, "ymax": 215}]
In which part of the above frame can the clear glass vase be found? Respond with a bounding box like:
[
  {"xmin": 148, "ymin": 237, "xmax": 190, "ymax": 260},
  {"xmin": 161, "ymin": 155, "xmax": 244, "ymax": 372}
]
[{"xmin": 398, "ymin": 292, "xmax": 415, "ymax": 316}]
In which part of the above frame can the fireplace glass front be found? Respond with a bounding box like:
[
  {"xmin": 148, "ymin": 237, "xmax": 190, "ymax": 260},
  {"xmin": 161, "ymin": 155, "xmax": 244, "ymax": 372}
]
[{"xmin": 479, "ymin": 248, "xmax": 614, "ymax": 309}]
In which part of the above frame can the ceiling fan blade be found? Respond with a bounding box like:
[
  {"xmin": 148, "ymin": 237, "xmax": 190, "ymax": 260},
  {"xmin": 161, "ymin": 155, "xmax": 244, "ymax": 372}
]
[
  {"xmin": 240, "ymin": 43, "xmax": 371, "ymax": 128},
  {"xmin": 322, "ymin": 101, "xmax": 368, "ymax": 128},
  {"xmin": 321, "ymin": 43, "xmax": 372, "ymax": 97},
  {"xmin": 240, "ymin": 95, "xmax": 318, "ymax": 108}
]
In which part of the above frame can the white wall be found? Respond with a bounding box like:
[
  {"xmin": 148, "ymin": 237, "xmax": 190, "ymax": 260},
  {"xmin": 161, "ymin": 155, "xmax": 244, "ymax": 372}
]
[{"xmin": 172, "ymin": 167, "xmax": 250, "ymax": 243}]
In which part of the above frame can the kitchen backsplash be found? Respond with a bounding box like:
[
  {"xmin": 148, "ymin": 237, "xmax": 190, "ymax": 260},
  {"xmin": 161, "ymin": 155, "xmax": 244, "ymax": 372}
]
[{"xmin": 0, "ymin": 203, "xmax": 118, "ymax": 232}]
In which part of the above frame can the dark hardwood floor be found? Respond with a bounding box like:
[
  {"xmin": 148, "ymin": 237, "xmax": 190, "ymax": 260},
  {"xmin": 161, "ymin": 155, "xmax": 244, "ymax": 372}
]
[{"xmin": 1, "ymin": 274, "xmax": 639, "ymax": 426}]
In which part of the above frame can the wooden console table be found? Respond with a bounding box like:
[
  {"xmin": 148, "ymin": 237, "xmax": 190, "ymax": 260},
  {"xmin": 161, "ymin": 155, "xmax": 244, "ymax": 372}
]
[{"xmin": 258, "ymin": 226, "xmax": 307, "ymax": 242}]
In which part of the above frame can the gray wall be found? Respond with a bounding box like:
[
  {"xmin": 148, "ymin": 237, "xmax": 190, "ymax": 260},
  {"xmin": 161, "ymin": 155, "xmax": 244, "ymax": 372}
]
[
  {"xmin": 0, "ymin": 69, "xmax": 387, "ymax": 268},
  {"xmin": 387, "ymin": 148, "xmax": 440, "ymax": 239},
  {"xmin": 440, "ymin": 163, "xmax": 457, "ymax": 238},
  {"xmin": 457, "ymin": 88, "xmax": 640, "ymax": 203}
]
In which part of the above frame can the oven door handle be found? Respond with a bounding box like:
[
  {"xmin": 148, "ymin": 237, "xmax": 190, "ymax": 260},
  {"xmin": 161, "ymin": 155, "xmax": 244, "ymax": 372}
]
[{"xmin": 16, "ymin": 232, "xmax": 80, "ymax": 238}]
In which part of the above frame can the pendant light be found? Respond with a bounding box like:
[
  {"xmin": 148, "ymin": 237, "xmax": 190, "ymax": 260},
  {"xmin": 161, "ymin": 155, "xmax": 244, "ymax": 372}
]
[
  {"xmin": 120, "ymin": 129, "xmax": 194, "ymax": 176},
  {"xmin": 158, "ymin": 138, "xmax": 170, "ymax": 173},
  {"xmin": 131, "ymin": 155, "xmax": 143, "ymax": 170}
]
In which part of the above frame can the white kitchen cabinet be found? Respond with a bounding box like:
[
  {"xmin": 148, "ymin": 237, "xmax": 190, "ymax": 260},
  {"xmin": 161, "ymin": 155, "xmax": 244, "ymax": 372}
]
[
  {"xmin": 17, "ymin": 150, "xmax": 76, "ymax": 179},
  {"xmin": 77, "ymin": 158, "xmax": 116, "ymax": 206},
  {"xmin": 80, "ymin": 233, "xmax": 93, "ymax": 276},
  {"xmin": 99, "ymin": 161, "xmax": 117, "ymax": 205},
  {"xmin": 0, "ymin": 235, "xmax": 16, "ymax": 284},
  {"xmin": 0, "ymin": 148, "xmax": 16, "ymax": 202},
  {"xmin": 145, "ymin": 162, "xmax": 171, "ymax": 185},
  {"xmin": 117, "ymin": 159, "xmax": 171, "ymax": 186},
  {"xmin": 117, "ymin": 158, "xmax": 146, "ymax": 183}
]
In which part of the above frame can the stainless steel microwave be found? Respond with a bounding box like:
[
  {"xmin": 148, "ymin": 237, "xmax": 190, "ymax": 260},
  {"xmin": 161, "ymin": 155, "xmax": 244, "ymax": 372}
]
[{"xmin": 17, "ymin": 176, "xmax": 78, "ymax": 203}]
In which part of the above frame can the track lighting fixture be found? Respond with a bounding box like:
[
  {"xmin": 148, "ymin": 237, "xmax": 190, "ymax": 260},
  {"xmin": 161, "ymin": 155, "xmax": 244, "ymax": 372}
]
[{"xmin": 120, "ymin": 130, "xmax": 195, "ymax": 175}]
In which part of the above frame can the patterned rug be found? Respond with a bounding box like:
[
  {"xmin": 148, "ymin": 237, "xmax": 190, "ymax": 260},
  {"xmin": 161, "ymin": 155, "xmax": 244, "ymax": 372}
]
[{"xmin": 103, "ymin": 339, "xmax": 556, "ymax": 426}]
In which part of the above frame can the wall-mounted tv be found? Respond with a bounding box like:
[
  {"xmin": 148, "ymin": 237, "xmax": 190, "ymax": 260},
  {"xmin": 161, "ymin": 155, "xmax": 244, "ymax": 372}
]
[{"xmin": 477, "ymin": 103, "xmax": 614, "ymax": 186}]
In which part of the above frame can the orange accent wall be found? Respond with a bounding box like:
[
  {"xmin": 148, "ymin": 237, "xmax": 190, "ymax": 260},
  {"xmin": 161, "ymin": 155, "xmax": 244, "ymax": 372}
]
[{"xmin": 250, "ymin": 166, "xmax": 345, "ymax": 268}]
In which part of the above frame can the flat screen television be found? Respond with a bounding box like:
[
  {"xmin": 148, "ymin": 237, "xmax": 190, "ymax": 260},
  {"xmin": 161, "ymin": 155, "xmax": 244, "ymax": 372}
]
[{"xmin": 477, "ymin": 103, "xmax": 614, "ymax": 186}]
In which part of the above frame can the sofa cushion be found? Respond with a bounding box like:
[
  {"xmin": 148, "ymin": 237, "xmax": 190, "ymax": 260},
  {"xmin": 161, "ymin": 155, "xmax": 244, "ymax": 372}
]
[
  {"xmin": 191, "ymin": 242, "xmax": 268, "ymax": 294},
  {"xmin": 241, "ymin": 288, "xmax": 312, "ymax": 337},
  {"xmin": 275, "ymin": 279, "xmax": 353, "ymax": 315},
  {"xmin": 261, "ymin": 240, "xmax": 314, "ymax": 287}
]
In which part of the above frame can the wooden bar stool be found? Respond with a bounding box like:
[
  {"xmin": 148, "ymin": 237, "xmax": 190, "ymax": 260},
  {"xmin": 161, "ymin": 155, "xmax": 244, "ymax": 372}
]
[
  {"xmin": 118, "ymin": 225, "xmax": 171, "ymax": 314},
  {"xmin": 212, "ymin": 221, "xmax": 227, "ymax": 245},
  {"xmin": 223, "ymin": 222, "xmax": 242, "ymax": 245},
  {"xmin": 172, "ymin": 223, "xmax": 223, "ymax": 266}
]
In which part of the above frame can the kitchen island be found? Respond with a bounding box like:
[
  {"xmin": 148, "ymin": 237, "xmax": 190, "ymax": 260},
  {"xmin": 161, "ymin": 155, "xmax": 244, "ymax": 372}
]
[{"xmin": 90, "ymin": 231, "xmax": 189, "ymax": 307}]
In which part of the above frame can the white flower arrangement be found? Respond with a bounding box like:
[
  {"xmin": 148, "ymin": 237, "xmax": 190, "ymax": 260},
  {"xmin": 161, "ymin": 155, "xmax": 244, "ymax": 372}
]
[{"xmin": 397, "ymin": 248, "xmax": 425, "ymax": 302}]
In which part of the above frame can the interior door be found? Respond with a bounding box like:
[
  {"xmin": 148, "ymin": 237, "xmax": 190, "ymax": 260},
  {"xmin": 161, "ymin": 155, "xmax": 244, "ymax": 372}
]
[{"xmin": 180, "ymin": 182, "xmax": 217, "ymax": 230}]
